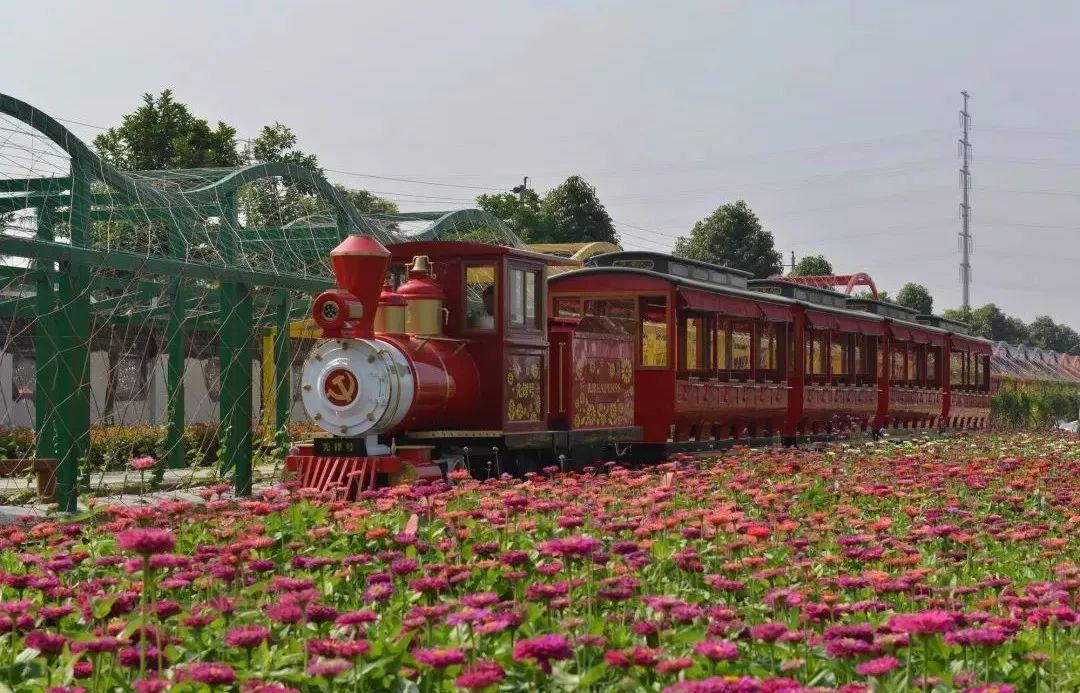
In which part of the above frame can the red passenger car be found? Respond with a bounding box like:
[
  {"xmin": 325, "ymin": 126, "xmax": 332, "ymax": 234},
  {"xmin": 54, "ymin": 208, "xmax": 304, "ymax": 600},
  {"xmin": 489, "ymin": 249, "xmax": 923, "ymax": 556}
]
[{"xmin": 291, "ymin": 239, "xmax": 993, "ymax": 491}]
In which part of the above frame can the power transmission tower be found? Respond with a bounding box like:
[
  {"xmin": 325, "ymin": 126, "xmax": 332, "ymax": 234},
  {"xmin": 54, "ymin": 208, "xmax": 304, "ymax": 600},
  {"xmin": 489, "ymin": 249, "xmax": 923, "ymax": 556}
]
[
  {"xmin": 511, "ymin": 176, "xmax": 529, "ymax": 203},
  {"xmin": 789, "ymin": 251, "xmax": 796, "ymax": 274},
  {"xmin": 959, "ymin": 91, "xmax": 973, "ymax": 308}
]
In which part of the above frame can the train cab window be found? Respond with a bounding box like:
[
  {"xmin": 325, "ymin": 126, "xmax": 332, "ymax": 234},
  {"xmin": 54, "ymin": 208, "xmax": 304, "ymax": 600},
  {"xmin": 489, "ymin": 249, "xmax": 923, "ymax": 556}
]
[
  {"xmin": 927, "ymin": 347, "xmax": 939, "ymax": 387},
  {"xmin": 950, "ymin": 351, "xmax": 965, "ymax": 388},
  {"xmin": 554, "ymin": 296, "xmax": 581, "ymax": 318},
  {"xmin": 681, "ymin": 315, "xmax": 707, "ymax": 372},
  {"xmin": 639, "ymin": 296, "xmax": 668, "ymax": 367},
  {"xmin": 508, "ymin": 267, "xmax": 541, "ymax": 330},
  {"xmin": 978, "ymin": 354, "xmax": 990, "ymax": 391},
  {"xmin": 973, "ymin": 353, "xmax": 984, "ymax": 391},
  {"xmin": 584, "ymin": 298, "xmax": 637, "ymax": 334},
  {"xmin": 465, "ymin": 264, "xmax": 496, "ymax": 331}
]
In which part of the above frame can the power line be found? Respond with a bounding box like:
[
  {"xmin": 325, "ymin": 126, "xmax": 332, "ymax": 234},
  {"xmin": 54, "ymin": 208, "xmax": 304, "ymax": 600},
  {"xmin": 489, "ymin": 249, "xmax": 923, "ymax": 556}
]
[{"xmin": 324, "ymin": 168, "xmax": 505, "ymax": 191}]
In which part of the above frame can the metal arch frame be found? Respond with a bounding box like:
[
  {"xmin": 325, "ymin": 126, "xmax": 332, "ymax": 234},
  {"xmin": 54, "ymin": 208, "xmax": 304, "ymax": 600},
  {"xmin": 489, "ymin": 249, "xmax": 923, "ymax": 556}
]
[
  {"xmin": 0, "ymin": 91, "xmax": 394, "ymax": 508},
  {"xmin": 400, "ymin": 208, "xmax": 523, "ymax": 247},
  {"xmin": 777, "ymin": 272, "xmax": 879, "ymax": 299}
]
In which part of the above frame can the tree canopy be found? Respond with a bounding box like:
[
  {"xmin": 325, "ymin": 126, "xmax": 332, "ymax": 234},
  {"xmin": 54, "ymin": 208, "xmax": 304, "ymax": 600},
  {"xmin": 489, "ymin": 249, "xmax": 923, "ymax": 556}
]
[
  {"xmin": 895, "ymin": 283, "xmax": 933, "ymax": 315},
  {"xmin": 476, "ymin": 175, "xmax": 617, "ymax": 245},
  {"xmin": 790, "ymin": 254, "xmax": 832, "ymax": 277},
  {"xmin": 537, "ymin": 175, "xmax": 619, "ymax": 245},
  {"xmin": 674, "ymin": 201, "xmax": 782, "ymax": 278},
  {"xmin": 94, "ymin": 90, "xmax": 243, "ymax": 170},
  {"xmin": 475, "ymin": 189, "xmax": 543, "ymax": 242}
]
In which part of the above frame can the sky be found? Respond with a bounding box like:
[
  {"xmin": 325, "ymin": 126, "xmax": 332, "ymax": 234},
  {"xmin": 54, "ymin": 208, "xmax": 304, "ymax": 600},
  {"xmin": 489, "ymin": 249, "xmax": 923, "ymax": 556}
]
[{"xmin": 6, "ymin": 1, "xmax": 1080, "ymax": 330}]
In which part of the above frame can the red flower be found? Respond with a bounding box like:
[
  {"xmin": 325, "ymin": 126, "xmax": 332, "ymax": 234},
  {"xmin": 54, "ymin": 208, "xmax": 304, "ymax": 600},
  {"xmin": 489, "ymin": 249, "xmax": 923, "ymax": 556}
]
[
  {"xmin": 693, "ymin": 640, "xmax": 739, "ymax": 662},
  {"xmin": 513, "ymin": 634, "xmax": 573, "ymax": 674},
  {"xmin": 116, "ymin": 529, "xmax": 176, "ymax": 556},
  {"xmin": 455, "ymin": 660, "xmax": 506, "ymax": 689},
  {"xmin": 413, "ymin": 647, "xmax": 466, "ymax": 669},
  {"xmin": 224, "ymin": 625, "xmax": 271, "ymax": 649},
  {"xmin": 180, "ymin": 662, "xmax": 236, "ymax": 686}
]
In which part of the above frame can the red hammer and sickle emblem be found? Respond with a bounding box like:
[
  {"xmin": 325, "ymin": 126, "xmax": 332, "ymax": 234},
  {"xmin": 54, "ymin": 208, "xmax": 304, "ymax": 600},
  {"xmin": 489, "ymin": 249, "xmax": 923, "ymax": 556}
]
[{"xmin": 324, "ymin": 368, "xmax": 358, "ymax": 406}]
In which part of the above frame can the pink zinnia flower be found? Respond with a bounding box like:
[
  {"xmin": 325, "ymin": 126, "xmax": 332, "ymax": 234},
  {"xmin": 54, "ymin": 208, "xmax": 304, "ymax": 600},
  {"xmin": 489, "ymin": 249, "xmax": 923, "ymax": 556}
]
[
  {"xmin": 224, "ymin": 625, "xmax": 271, "ymax": 649},
  {"xmin": 693, "ymin": 640, "xmax": 739, "ymax": 662},
  {"xmin": 132, "ymin": 679, "xmax": 169, "ymax": 693},
  {"xmin": 887, "ymin": 610, "xmax": 955, "ymax": 635},
  {"xmin": 455, "ymin": 660, "xmax": 506, "ymax": 689},
  {"xmin": 541, "ymin": 535, "xmax": 601, "ymax": 558},
  {"xmin": 856, "ymin": 656, "xmax": 901, "ymax": 676},
  {"xmin": 181, "ymin": 662, "xmax": 235, "ymax": 686},
  {"xmin": 413, "ymin": 647, "xmax": 466, "ymax": 669},
  {"xmin": 25, "ymin": 630, "xmax": 67, "ymax": 655},
  {"xmin": 116, "ymin": 529, "xmax": 176, "ymax": 556},
  {"xmin": 306, "ymin": 657, "xmax": 352, "ymax": 679},
  {"xmin": 130, "ymin": 456, "xmax": 156, "ymax": 471},
  {"xmin": 513, "ymin": 634, "xmax": 573, "ymax": 673}
]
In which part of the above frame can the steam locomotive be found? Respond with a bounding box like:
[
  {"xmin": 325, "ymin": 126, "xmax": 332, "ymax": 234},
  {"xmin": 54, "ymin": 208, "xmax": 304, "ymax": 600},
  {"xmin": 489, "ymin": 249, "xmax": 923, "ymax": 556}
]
[{"xmin": 287, "ymin": 235, "xmax": 992, "ymax": 491}]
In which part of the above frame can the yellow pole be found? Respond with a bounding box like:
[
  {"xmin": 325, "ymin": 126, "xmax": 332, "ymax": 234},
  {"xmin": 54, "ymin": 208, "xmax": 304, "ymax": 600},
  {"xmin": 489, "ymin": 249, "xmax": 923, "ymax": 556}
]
[{"xmin": 261, "ymin": 328, "xmax": 276, "ymax": 429}]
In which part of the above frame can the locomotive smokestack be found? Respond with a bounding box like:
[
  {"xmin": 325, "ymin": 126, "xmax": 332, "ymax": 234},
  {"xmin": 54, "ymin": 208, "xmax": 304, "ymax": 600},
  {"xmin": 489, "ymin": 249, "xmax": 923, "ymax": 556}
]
[{"xmin": 327, "ymin": 235, "xmax": 391, "ymax": 338}]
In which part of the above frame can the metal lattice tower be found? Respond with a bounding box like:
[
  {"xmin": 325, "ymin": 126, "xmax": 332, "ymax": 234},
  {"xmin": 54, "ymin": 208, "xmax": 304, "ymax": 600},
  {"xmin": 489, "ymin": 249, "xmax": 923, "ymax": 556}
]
[{"xmin": 959, "ymin": 90, "xmax": 973, "ymax": 308}]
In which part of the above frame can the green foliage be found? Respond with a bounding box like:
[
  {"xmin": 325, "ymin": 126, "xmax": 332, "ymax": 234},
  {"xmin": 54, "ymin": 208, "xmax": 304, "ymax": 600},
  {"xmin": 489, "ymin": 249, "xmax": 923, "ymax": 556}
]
[
  {"xmin": 536, "ymin": 175, "xmax": 619, "ymax": 245},
  {"xmin": 475, "ymin": 189, "xmax": 543, "ymax": 241},
  {"xmin": 790, "ymin": 254, "xmax": 832, "ymax": 276},
  {"xmin": 674, "ymin": 200, "xmax": 783, "ymax": 278},
  {"xmin": 895, "ymin": 282, "xmax": 933, "ymax": 315},
  {"xmin": 941, "ymin": 304, "xmax": 1026, "ymax": 344},
  {"xmin": 93, "ymin": 90, "xmax": 243, "ymax": 170},
  {"xmin": 993, "ymin": 383, "xmax": 1080, "ymax": 429},
  {"xmin": 1028, "ymin": 315, "xmax": 1080, "ymax": 354},
  {"xmin": 335, "ymin": 186, "xmax": 399, "ymax": 215}
]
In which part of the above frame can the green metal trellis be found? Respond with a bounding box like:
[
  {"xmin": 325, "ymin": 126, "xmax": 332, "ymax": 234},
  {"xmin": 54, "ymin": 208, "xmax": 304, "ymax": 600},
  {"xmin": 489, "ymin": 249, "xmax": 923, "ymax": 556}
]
[{"xmin": 0, "ymin": 92, "xmax": 521, "ymax": 510}]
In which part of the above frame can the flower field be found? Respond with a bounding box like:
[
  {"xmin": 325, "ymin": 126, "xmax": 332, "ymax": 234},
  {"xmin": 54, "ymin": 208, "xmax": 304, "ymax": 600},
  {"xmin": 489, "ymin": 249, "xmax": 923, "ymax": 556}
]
[{"xmin": 1, "ymin": 433, "xmax": 1077, "ymax": 692}]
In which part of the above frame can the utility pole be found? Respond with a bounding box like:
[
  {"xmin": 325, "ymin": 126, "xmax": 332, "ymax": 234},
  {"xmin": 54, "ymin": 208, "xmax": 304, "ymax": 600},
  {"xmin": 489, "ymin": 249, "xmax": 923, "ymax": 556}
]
[
  {"xmin": 959, "ymin": 91, "xmax": 973, "ymax": 308},
  {"xmin": 511, "ymin": 176, "xmax": 529, "ymax": 203},
  {"xmin": 789, "ymin": 251, "xmax": 796, "ymax": 274}
]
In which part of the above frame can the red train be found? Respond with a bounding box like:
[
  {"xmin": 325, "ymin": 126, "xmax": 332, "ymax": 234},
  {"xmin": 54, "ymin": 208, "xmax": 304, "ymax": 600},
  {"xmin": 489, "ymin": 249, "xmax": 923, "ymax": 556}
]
[{"xmin": 288, "ymin": 237, "xmax": 991, "ymax": 487}]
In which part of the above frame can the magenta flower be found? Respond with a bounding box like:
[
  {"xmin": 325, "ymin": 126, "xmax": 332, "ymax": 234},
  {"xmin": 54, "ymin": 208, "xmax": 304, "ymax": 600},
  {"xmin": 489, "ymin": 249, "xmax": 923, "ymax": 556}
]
[
  {"xmin": 693, "ymin": 640, "xmax": 739, "ymax": 662},
  {"xmin": 116, "ymin": 529, "xmax": 176, "ymax": 556},
  {"xmin": 887, "ymin": 610, "xmax": 956, "ymax": 635},
  {"xmin": 413, "ymin": 647, "xmax": 467, "ymax": 669},
  {"xmin": 306, "ymin": 657, "xmax": 352, "ymax": 679},
  {"xmin": 181, "ymin": 662, "xmax": 236, "ymax": 685},
  {"xmin": 513, "ymin": 634, "xmax": 573, "ymax": 673},
  {"xmin": 224, "ymin": 625, "xmax": 271, "ymax": 649},
  {"xmin": 541, "ymin": 535, "xmax": 601, "ymax": 558},
  {"xmin": 130, "ymin": 456, "xmax": 156, "ymax": 471},
  {"xmin": 25, "ymin": 630, "xmax": 67, "ymax": 655},
  {"xmin": 455, "ymin": 660, "xmax": 506, "ymax": 689},
  {"xmin": 856, "ymin": 656, "xmax": 901, "ymax": 676}
]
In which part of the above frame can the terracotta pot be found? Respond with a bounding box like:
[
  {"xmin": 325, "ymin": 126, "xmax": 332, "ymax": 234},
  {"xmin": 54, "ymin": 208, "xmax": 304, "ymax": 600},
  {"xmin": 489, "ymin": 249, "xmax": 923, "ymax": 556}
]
[
  {"xmin": 33, "ymin": 459, "xmax": 57, "ymax": 501},
  {"xmin": 0, "ymin": 458, "xmax": 57, "ymax": 501}
]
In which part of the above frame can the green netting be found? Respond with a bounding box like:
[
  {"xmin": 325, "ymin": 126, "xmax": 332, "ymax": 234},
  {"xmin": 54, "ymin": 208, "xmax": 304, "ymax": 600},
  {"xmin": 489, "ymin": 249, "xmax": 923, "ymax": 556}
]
[{"xmin": 0, "ymin": 93, "xmax": 521, "ymax": 510}]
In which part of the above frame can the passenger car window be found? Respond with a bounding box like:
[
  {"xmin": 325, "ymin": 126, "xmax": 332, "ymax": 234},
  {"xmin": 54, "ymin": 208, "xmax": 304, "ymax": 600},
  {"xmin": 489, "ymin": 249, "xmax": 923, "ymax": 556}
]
[
  {"xmin": 465, "ymin": 265, "xmax": 496, "ymax": 330},
  {"xmin": 639, "ymin": 296, "xmax": 668, "ymax": 367}
]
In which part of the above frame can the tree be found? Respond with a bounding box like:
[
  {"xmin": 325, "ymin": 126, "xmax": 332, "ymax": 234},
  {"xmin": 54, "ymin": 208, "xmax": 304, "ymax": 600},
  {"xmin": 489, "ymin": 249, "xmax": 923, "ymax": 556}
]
[
  {"xmin": 337, "ymin": 187, "xmax": 398, "ymax": 216},
  {"xmin": 790, "ymin": 254, "xmax": 832, "ymax": 276},
  {"xmin": 1028, "ymin": 316, "xmax": 1080, "ymax": 353},
  {"xmin": 943, "ymin": 303, "xmax": 1030, "ymax": 344},
  {"xmin": 241, "ymin": 122, "xmax": 323, "ymax": 228},
  {"xmin": 674, "ymin": 200, "xmax": 782, "ymax": 278},
  {"xmin": 537, "ymin": 175, "xmax": 619, "ymax": 245},
  {"xmin": 476, "ymin": 190, "xmax": 543, "ymax": 242},
  {"xmin": 895, "ymin": 283, "xmax": 933, "ymax": 315},
  {"xmin": 94, "ymin": 90, "xmax": 242, "ymax": 170}
]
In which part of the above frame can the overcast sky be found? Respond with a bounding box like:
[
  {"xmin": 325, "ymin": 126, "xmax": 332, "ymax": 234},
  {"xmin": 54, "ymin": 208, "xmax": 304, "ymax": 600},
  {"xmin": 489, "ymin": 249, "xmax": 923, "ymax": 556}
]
[{"xmin": 7, "ymin": 1, "xmax": 1080, "ymax": 330}]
